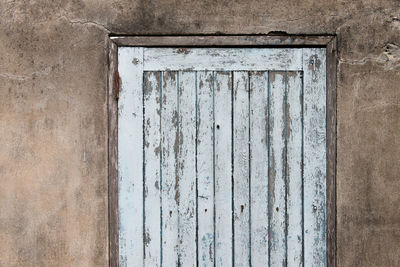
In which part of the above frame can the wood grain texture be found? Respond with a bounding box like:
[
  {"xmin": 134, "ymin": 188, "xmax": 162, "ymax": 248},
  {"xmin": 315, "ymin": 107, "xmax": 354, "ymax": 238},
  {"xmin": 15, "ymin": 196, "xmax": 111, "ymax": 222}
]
[
  {"xmin": 161, "ymin": 71, "xmax": 180, "ymax": 267},
  {"xmin": 286, "ymin": 72, "xmax": 303, "ymax": 267},
  {"xmin": 178, "ymin": 71, "xmax": 197, "ymax": 266},
  {"xmin": 113, "ymin": 43, "xmax": 335, "ymax": 267},
  {"xmin": 144, "ymin": 48, "xmax": 302, "ymax": 71},
  {"xmin": 233, "ymin": 71, "xmax": 250, "ymax": 267},
  {"xmin": 143, "ymin": 72, "xmax": 161, "ymax": 266},
  {"xmin": 269, "ymin": 71, "xmax": 287, "ymax": 267},
  {"xmin": 118, "ymin": 47, "xmax": 144, "ymax": 266},
  {"xmin": 326, "ymin": 39, "xmax": 337, "ymax": 267},
  {"xmin": 303, "ymin": 48, "xmax": 327, "ymax": 267},
  {"xmin": 111, "ymin": 35, "xmax": 335, "ymax": 47},
  {"xmin": 108, "ymin": 40, "xmax": 118, "ymax": 267},
  {"xmin": 214, "ymin": 72, "xmax": 233, "ymax": 267},
  {"xmin": 249, "ymin": 71, "xmax": 269, "ymax": 267},
  {"xmin": 197, "ymin": 71, "xmax": 215, "ymax": 266}
]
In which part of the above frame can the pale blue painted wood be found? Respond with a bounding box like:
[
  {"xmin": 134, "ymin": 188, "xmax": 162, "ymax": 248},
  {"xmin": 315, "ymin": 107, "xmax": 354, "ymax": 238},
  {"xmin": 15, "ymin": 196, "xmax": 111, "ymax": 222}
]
[
  {"xmin": 178, "ymin": 71, "xmax": 197, "ymax": 266},
  {"xmin": 269, "ymin": 72, "xmax": 287, "ymax": 267},
  {"xmin": 143, "ymin": 71, "xmax": 161, "ymax": 267},
  {"xmin": 197, "ymin": 71, "xmax": 215, "ymax": 267},
  {"xmin": 214, "ymin": 72, "xmax": 233, "ymax": 267},
  {"xmin": 233, "ymin": 71, "xmax": 251, "ymax": 267},
  {"xmin": 303, "ymin": 48, "xmax": 327, "ymax": 267},
  {"xmin": 118, "ymin": 47, "xmax": 327, "ymax": 267},
  {"xmin": 249, "ymin": 71, "xmax": 269, "ymax": 267},
  {"xmin": 144, "ymin": 48, "xmax": 303, "ymax": 71},
  {"xmin": 287, "ymin": 71, "xmax": 304, "ymax": 267},
  {"xmin": 161, "ymin": 71, "xmax": 180, "ymax": 267},
  {"xmin": 118, "ymin": 47, "xmax": 144, "ymax": 266}
]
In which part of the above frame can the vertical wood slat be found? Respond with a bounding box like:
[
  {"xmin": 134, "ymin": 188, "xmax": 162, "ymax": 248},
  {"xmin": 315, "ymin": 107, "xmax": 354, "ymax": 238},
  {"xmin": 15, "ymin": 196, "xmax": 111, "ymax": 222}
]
[
  {"xmin": 161, "ymin": 71, "xmax": 179, "ymax": 266},
  {"xmin": 233, "ymin": 71, "xmax": 251, "ymax": 266},
  {"xmin": 143, "ymin": 72, "xmax": 161, "ymax": 267},
  {"xmin": 286, "ymin": 72, "xmax": 303, "ymax": 267},
  {"xmin": 118, "ymin": 47, "xmax": 144, "ymax": 266},
  {"xmin": 303, "ymin": 48, "xmax": 327, "ymax": 266},
  {"xmin": 178, "ymin": 71, "xmax": 197, "ymax": 266},
  {"xmin": 326, "ymin": 39, "xmax": 337, "ymax": 267},
  {"xmin": 269, "ymin": 71, "xmax": 287, "ymax": 267},
  {"xmin": 249, "ymin": 71, "xmax": 269, "ymax": 267},
  {"xmin": 108, "ymin": 40, "xmax": 119, "ymax": 267},
  {"xmin": 214, "ymin": 72, "xmax": 233, "ymax": 267},
  {"xmin": 197, "ymin": 71, "xmax": 215, "ymax": 266}
]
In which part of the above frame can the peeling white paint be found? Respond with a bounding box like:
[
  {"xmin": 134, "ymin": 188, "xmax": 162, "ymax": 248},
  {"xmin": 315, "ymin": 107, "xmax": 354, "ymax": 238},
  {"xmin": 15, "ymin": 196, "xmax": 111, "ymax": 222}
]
[{"xmin": 118, "ymin": 48, "xmax": 327, "ymax": 267}]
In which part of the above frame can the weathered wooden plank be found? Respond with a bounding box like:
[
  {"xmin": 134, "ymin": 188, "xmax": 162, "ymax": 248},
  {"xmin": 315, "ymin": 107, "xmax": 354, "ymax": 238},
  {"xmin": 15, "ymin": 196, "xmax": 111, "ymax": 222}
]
[
  {"xmin": 143, "ymin": 72, "xmax": 161, "ymax": 267},
  {"xmin": 161, "ymin": 71, "xmax": 179, "ymax": 266},
  {"xmin": 118, "ymin": 47, "xmax": 144, "ymax": 266},
  {"xmin": 303, "ymin": 48, "xmax": 327, "ymax": 267},
  {"xmin": 249, "ymin": 71, "xmax": 269, "ymax": 267},
  {"xmin": 197, "ymin": 71, "xmax": 215, "ymax": 266},
  {"xmin": 144, "ymin": 48, "xmax": 303, "ymax": 71},
  {"xmin": 111, "ymin": 35, "xmax": 335, "ymax": 48},
  {"xmin": 286, "ymin": 71, "xmax": 303, "ymax": 267},
  {"xmin": 108, "ymin": 40, "xmax": 119, "ymax": 267},
  {"xmin": 116, "ymin": 45, "xmax": 331, "ymax": 267},
  {"xmin": 269, "ymin": 71, "xmax": 287, "ymax": 267},
  {"xmin": 214, "ymin": 71, "xmax": 233, "ymax": 267},
  {"xmin": 232, "ymin": 71, "xmax": 250, "ymax": 266},
  {"xmin": 178, "ymin": 71, "xmax": 197, "ymax": 266},
  {"xmin": 326, "ymin": 39, "xmax": 337, "ymax": 267}
]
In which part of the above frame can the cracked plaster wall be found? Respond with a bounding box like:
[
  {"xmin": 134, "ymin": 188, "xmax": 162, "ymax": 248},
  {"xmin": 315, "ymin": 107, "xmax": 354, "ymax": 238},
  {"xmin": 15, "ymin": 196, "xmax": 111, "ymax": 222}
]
[{"xmin": 0, "ymin": 0, "xmax": 399, "ymax": 266}]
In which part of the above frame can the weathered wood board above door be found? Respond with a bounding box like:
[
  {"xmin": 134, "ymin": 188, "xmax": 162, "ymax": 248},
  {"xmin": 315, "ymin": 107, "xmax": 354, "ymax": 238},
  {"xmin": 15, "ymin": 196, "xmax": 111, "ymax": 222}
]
[{"xmin": 108, "ymin": 36, "xmax": 337, "ymax": 267}]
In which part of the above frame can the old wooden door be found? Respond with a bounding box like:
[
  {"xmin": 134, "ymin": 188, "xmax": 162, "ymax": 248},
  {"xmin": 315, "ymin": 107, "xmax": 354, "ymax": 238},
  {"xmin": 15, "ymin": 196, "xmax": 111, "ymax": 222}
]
[{"xmin": 117, "ymin": 47, "xmax": 327, "ymax": 267}]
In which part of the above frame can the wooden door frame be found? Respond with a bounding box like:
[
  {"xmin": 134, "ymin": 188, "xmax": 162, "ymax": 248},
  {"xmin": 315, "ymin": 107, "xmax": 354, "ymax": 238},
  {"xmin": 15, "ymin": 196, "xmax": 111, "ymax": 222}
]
[{"xmin": 107, "ymin": 35, "xmax": 337, "ymax": 267}]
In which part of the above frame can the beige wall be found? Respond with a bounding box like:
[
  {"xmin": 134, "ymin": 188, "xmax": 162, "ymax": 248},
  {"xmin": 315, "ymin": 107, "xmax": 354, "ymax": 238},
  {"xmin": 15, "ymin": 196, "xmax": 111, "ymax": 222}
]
[{"xmin": 0, "ymin": 0, "xmax": 399, "ymax": 266}]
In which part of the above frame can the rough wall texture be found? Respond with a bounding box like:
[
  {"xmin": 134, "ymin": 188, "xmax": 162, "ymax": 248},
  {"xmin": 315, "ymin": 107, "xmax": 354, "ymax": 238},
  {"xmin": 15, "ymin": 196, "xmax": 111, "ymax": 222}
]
[{"xmin": 0, "ymin": 0, "xmax": 399, "ymax": 266}]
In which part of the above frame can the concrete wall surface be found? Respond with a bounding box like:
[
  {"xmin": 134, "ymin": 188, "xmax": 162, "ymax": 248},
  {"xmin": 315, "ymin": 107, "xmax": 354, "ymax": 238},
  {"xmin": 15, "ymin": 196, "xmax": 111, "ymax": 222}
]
[{"xmin": 0, "ymin": 0, "xmax": 399, "ymax": 266}]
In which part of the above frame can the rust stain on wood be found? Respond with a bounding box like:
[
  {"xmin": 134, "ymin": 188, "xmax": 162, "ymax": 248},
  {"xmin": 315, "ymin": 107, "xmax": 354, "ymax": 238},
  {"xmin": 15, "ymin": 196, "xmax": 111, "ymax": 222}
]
[{"xmin": 115, "ymin": 70, "xmax": 120, "ymax": 100}]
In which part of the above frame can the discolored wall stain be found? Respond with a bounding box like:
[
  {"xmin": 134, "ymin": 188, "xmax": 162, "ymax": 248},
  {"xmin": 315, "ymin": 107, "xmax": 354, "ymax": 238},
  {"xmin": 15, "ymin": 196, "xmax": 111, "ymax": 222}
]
[{"xmin": 0, "ymin": 0, "xmax": 399, "ymax": 266}]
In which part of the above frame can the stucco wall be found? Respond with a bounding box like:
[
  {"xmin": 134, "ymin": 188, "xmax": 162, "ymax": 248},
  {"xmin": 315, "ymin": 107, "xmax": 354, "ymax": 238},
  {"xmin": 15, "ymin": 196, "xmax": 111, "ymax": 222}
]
[{"xmin": 0, "ymin": 0, "xmax": 399, "ymax": 266}]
